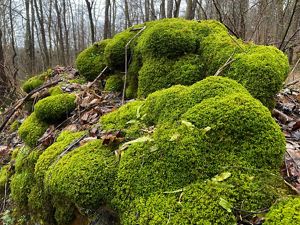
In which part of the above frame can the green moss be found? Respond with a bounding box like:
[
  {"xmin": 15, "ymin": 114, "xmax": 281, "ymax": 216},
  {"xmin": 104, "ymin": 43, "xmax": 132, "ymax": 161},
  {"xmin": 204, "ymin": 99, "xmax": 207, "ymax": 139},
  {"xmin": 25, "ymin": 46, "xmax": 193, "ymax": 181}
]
[
  {"xmin": 122, "ymin": 170, "xmax": 286, "ymax": 224},
  {"xmin": 137, "ymin": 19, "xmax": 198, "ymax": 58},
  {"xmin": 45, "ymin": 139, "xmax": 118, "ymax": 209},
  {"xmin": 104, "ymin": 29, "xmax": 137, "ymax": 69},
  {"xmin": 22, "ymin": 70, "xmax": 53, "ymax": 93},
  {"xmin": 75, "ymin": 39, "xmax": 110, "ymax": 81},
  {"xmin": 200, "ymin": 32, "xmax": 246, "ymax": 76},
  {"xmin": 22, "ymin": 76, "xmax": 44, "ymax": 93},
  {"xmin": 100, "ymin": 100, "xmax": 144, "ymax": 131},
  {"xmin": 49, "ymin": 86, "xmax": 63, "ymax": 96},
  {"xmin": 18, "ymin": 112, "xmax": 48, "ymax": 147},
  {"xmin": 0, "ymin": 165, "xmax": 11, "ymax": 190},
  {"xmin": 227, "ymin": 45, "xmax": 289, "ymax": 108},
  {"xmin": 104, "ymin": 74, "xmax": 124, "ymax": 92},
  {"xmin": 10, "ymin": 171, "xmax": 34, "ymax": 208},
  {"xmin": 141, "ymin": 77, "xmax": 250, "ymax": 125},
  {"xmin": 34, "ymin": 94, "xmax": 76, "ymax": 124},
  {"xmin": 265, "ymin": 197, "xmax": 300, "ymax": 224},
  {"xmin": 168, "ymin": 54, "xmax": 205, "ymax": 85},
  {"xmin": 69, "ymin": 76, "xmax": 87, "ymax": 84},
  {"xmin": 34, "ymin": 130, "xmax": 85, "ymax": 183},
  {"xmin": 138, "ymin": 57, "xmax": 174, "ymax": 97},
  {"xmin": 53, "ymin": 199, "xmax": 75, "ymax": 225},
  {"xmin": 10, "ymin": 120, "xmax": 21, "ymax": 132},
  {"xmin": 15, "ymin": 147, "xmax": 41, "ymax": 173},
  {"xmin": 182, "ymin": 93, "xmax": 285, "ymax": 170}
]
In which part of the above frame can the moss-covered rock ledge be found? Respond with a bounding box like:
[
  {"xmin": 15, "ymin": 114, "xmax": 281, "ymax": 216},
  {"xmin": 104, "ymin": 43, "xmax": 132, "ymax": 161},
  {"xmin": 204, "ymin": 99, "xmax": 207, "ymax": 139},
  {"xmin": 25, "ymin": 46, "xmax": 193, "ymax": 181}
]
[{"xmin": 76, "ymin": 18, "xmax": 289, "ymax": 108}]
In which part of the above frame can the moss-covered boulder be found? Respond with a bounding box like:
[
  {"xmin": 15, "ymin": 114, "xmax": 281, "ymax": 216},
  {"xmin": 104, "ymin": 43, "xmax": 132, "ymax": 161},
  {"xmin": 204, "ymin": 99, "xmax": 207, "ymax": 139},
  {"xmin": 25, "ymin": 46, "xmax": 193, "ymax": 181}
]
[
  {"xmin": 182, "ymin": 93, "xmax": 285, "ymax": 170},
  {"xmin": 264, "ymin": 197, "xmax": 300, "ymax": 224},
  {"xmin": 113, "ymin": 92, "xmax": 285, "ymax": 212},
  {"xmin": 227, "ymin": 45, "xmax": 289, "ymax": 108},
  {"xmin": 18, "ymin": 112, "xmax": 48, "ymax": 147},
  {"xmin": 45, "ymin": 139, "xmax": 117, "ymax": 209},
  {"xmin": 75, "ymin": 39, "xmax": 110, "ymax": 81},
  {"xmin": 104, "ymin": 74, "xmax": 124, "ymax": 92},
  {"xmin": 34, "ymin": 94, "xmax": 76, "ymax": 124}
]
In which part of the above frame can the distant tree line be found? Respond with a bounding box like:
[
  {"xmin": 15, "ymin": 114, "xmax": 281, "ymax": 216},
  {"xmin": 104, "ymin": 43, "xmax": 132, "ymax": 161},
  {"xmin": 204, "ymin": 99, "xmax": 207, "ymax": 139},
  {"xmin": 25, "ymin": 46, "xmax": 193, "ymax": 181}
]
[{"xmin": 0, "ymin": 0, "xmax": 299, "ymax": 106}]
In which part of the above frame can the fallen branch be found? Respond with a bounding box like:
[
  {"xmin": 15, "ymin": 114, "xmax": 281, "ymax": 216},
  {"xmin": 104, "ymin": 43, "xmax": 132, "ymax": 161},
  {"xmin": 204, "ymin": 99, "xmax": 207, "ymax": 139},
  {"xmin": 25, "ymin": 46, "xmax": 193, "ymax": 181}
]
[
  {"xmin": 214, "ymin": 50, "xmax": 237, "ymax": 76},
  {"xmin": 87, "ymin": 66, "xmax": 109, "ymax": 88},
  {"xmin": 272, "ymin": 108, "xmax": 293, "ymax": 124},
  {"xmin": 0, "ymin": 79, "xmax": 62, "ymax": 133}
]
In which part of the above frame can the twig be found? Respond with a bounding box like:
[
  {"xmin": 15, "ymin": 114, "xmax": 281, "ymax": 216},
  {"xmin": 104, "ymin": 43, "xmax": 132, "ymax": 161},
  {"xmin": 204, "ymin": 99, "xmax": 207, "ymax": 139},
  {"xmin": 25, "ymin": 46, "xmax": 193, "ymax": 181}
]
[
  {"xmin": 87, "ymin": 66, "xmax": 109, "ymax": 88},
  {"xmin": 122, "ymin": 26, "xmax": 146, "ymax": 105},
  {"xmin": 214, "ymin": 50, "xmax": 237, "ymax": 76},
  {"xmin": 0, "ymin": 79, "xmax": 62, "ymax": 133},
  {"xmin": 284, "ymin": 179, "xmax": 300, "ymax": 194},
  {"xmin": 279, "ymin": 0, "xmax": 299, "ymax": 50},
  {"xmin": 57, "ymin": 134, "xmax": 87, "ymax": 159}
]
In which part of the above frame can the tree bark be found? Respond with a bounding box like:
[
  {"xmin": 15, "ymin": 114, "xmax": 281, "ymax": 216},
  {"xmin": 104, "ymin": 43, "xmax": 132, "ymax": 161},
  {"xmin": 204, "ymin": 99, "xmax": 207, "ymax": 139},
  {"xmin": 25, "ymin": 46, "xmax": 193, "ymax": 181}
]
[
  {"xmin": 85, "ymin": 0, "xmax": 95, "ymax": 43},
  {"xmin": 167, "ymin": 0, "xmax": 173, "ymax": 18},
  {"xmin": 160, "ymin": 0, "xmax": 166, "ymax": 18}
]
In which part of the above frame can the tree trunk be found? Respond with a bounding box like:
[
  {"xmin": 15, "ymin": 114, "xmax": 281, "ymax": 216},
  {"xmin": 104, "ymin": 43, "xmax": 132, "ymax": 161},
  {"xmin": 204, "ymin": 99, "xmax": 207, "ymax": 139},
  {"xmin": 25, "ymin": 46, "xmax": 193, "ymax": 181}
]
[
  {"xmin": 124, "ymin": 0, "xmax": 131, "ymax": 29},
  {"xmin": 145, "ymin": 0, "xmax": 150, "ymax": 21},
  {"xmin": 85, "ymin": 0, "xmax": 95, "ymax": 43},
  {"xmin": 54, "ymin": 0, "xmax": 66, "ymax": 65},
  {"xmin": 174, "ymin": 0, "xmax": 181, "ymax": 17},
  {"xmin": 167, "ymin": 0, "xmax": 173, "ymax": 18},
  {"xmin": 160, "ymin": 0, "xmax": 166, "ymax": 18}
]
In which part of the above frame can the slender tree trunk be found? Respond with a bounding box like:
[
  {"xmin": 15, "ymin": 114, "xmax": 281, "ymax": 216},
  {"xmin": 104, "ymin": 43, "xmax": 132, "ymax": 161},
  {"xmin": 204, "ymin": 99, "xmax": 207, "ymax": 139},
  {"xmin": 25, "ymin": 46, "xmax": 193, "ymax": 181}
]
[
  {"xmin": 150, "ymin": 0, "xmax": 156, "ymax": 20},
  {"xmin": 9, "ymin": 0, "xmax": 18, "ymax": 85},
  {"xmin": 145, "ymin": 0, "xmax": 150, "ymax": 21},
  {"xmin": 160, "ymin": 0, "xmax": 166, "ymax": 18},
  {"xmin": 174, "ymin": 0, "xmax": 181, "ymax": 17},
  {"xmin": 34, "ymin": 0, "xmax": 50, "ymax": 67},
  {"xmin": 85, "ymin": 0, "xmax": 95, "ymax": 43},
  {"xmin": 167, "ymin": 0, "xmax": 173, "ymax": 18},
  {"xmin": 124, "ymin": 0, "xmax": 131, "ymax": 29},
  {"xmin": 54, "ymin": 0, "xmax": 66, "ymax": 65},
  {"xmin": 62, "ymin": 0, "xmax": 70, "ymax": 64}
]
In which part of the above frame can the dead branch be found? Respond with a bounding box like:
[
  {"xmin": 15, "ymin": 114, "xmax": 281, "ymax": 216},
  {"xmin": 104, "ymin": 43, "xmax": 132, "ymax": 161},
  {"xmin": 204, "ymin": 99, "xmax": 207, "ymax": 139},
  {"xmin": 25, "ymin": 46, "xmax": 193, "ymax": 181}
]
[
  {"xmin": 214, "ymin": 50, "xmax": 237, "ymax": 76},
  {"xmin": 272, "ymin": 108, "xmax": 293, "ymax": 124},
  {"xmin": 0, "ymin": 79, "xmax": 62, "ymax": 133},
  {"xmin": 87, "ymin": 66, "xmax": 109, "ymax": 88}
]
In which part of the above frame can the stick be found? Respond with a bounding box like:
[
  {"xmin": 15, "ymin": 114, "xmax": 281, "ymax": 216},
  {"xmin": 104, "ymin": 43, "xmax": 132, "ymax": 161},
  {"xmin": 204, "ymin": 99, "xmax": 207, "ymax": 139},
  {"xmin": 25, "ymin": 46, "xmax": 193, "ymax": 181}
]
[
  {"xmin": 87, "ymin": 66, "xmax": 109, "ymax": 88},
  {"xmin": 214, "ymin": 50, "xmax": 237, "ymax": 76},
  {"xmin": 0, "ymin": 79, "xmax": 62, "ymax": 133},
  {"xmin": 122, "ymin": 26, "xmax": 146, "ymax": 105}
]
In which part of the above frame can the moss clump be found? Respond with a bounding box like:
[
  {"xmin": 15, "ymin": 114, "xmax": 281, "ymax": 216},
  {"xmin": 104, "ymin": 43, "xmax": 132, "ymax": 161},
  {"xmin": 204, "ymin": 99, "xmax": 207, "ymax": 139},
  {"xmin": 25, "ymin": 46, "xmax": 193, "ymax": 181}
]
[
  {"xmin": 182, "ymin": 93, "xmax": 285, "ymax": 170},
  {"xmin": 138, "ymin": 57, "xmax": 174, "ymax": 97},
  {"xmin": 104, "ymin": 74, "xmax": 124, "ymax": 92},
  {"xmin": 75, "ymin": 39, "xmax": 110, "ymax": 81},
  {"xmin": 168, "ymin": 54, "xmax": 205, "ymax": 85},
  {"xmin": 104, "ymin": 29, "xmax": 137, "ymax": 70},
  {"xmin": 69, "ymin": 76, "xmax": 87, "ymax": 84},
  {"xmin": 22, "ymin": 70, "xmax": 53, "ymax": 93},
  {"xmin": 18, "ymin": 112, "xmax": 48, "ymax": 147},
  {"xmin": 45, "ymin": 139, "xmax": 117, "ymax": 209},
  {"xmin": 0, "ymin": 165, "xmax": 11, "ymax": 191},
  {"xmin": 264, "ymin": 197, "xmax": 300, "ymax": 224},
  {"xmin": 100, "ymin": 100, "xmax": 144, "ymax": 131},
  {"xmin": 49, "ymin": 86, "xmax": 63, "ymax": 96},
  {"xmin": 122, "ymin": 170, "xmax": 286, "ymax": 225},
  {"xmin": 34, "ymin": 94, "xmax": 76, "ymax": 124},
  {"xmin": 137, "ymin": 19, "xmax": 198, "ymax": 58},
  {"xmin": 22, "ymin": 76, "xmax": 44, "ymax": 93},
  {"xmin": 10, "ymin": 120, "xmax": 21, "ymax": 132},
  {"xmin": 10, "ymin": 171, "xmax": 34, "ymax": 208},
  {"xmin": 141, "ymin": 76, "xmax": 250, "ymax": 125},
  {"xmin": 227, "ymin": 45, "xmax": 289, "ymax": 108},
  {"xmin": 34, "ymin": 130, "xmax": 85, "ymax": 183}
]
